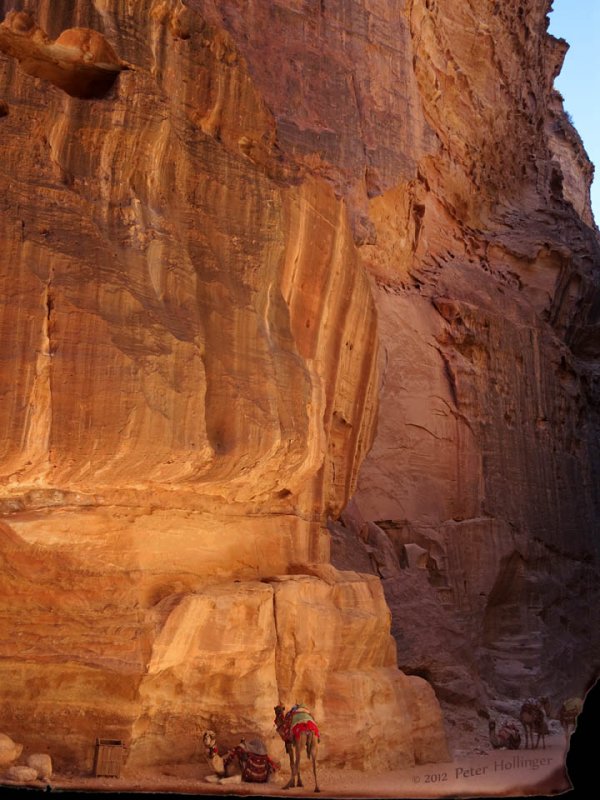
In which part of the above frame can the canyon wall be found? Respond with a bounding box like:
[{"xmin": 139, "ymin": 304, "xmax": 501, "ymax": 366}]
[
  {"xmin": 332, "ymin": 0, "xmax": 600, "ymax": 720},
  {"xmin": 0, "ymin": 0, "xmax": 598, "ymax": 778},
  {"xmin": 0, "ymin": 0, "xmax": 446, "ymax": 774}
]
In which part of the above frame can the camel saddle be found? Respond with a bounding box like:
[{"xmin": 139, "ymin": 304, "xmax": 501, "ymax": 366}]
[
  {"xmin": 224, "ymin": 745, "xmax": 279, "ymax": 783},
  {"xmin": 279, "ymin": 706, "xmax": 320, "ymax": 742},
  {"xmin": 563, "ymin": 697, "xmax": 582, "ymax": 715}
]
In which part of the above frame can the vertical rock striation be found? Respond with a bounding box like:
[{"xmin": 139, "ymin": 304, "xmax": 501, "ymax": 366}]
[
  {"xmin": 0, "ymin": 0, "xmax": 443, "ymax": 773},
  {"xmin": 333, "ymin": 0, "xmax": 600, "ymax": 724}
]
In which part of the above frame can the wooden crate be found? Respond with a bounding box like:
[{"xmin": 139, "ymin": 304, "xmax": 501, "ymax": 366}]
[{"xmin": 93, "ymin": 738, "xmax": 124, "ymax": 777}]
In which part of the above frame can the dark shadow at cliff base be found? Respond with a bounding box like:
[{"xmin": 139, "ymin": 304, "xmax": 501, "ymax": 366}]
[{"xmin": 561, "ymin": 676, "xmax": 599, "ymax": 798}]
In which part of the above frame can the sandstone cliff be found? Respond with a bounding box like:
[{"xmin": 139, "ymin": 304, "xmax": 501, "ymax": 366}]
[
  {"xmin": 0, "ymin": 0, "xmax": 442, "ymax": 774},
  {"xmin": 332, "ymin": 0, "xmax": 600, "ymax": 730},
  {"xmin": 0, "ymin": 0, "xmax": 598, "ymax": 780}
]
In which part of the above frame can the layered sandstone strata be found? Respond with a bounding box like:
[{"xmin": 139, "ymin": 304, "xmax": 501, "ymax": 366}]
[
  {"xmin": 0, "ymin": 520, "xmax": 446, "ymax": 770},
  {"xmin": 0, "ymin": 0, "xmax": 443, "ymax": 774}
]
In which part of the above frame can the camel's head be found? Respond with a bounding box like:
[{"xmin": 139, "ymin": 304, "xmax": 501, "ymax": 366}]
[
  {"xmin": 202, "ymin": 729, "xmax": 217, "ymax": 749},
  {"xmin": 274, "ymin": 704, "xmax": 285, "ymax": 719}
]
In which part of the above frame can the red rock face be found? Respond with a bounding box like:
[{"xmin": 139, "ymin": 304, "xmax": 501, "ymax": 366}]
[
  {"xmin": 0, "ymin": 0, "xmax": 417, "ymax": 774},
  {"xmin": 0, "ymin": 0, "xmax": 598, "ymax": 779},
  {"xmin": 333, "ymin": 0, "xmax": 600, "ymax": 726}
]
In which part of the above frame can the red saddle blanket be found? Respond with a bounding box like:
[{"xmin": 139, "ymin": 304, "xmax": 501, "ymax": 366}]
[
  {"xmin": 276, "ymin": 708, "xmax": 320, "ymax": 742},
  {"xmin": 291, "ymin": 719, "xmax": 320, "ymax": 740},
  {"xmin": 223, "ymin": 746, "xmax": 280, "ymax": 783}
]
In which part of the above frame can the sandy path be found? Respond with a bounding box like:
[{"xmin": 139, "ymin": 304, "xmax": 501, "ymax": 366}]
[{"xmin": 1, "ymin": 742, "xmax": 571, "ymax": 798}]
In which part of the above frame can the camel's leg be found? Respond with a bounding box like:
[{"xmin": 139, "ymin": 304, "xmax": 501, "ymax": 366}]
[
  {"xmin": 538, "ymin": 722, "xmax": 546, "ymax": 749},
  {"xmin": 312, "ymin": 753, "xmax": 320, "ymax": 793},
  {"xmin": 295, "ymin": 738, "xmax": 304, "ymax": 788},
  {"xmin": 309, "ymin": 736, "xmax": 320, "ymax": 793},
  {"xmin": 282, "ymin": 744, "xmax": 295, "ymax": 790},
  {"xmin": 220, "ymin": 775, "xmax": 243, "ymax": 785}
]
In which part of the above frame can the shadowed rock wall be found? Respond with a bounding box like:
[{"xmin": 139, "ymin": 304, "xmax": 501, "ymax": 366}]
[{"xmin": 330, "ymin": 0, "xmax": 600, "ymax": 728}]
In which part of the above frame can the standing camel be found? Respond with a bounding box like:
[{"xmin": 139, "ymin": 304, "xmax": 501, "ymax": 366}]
[
  {"xmin": 558, "ymin": 697, "xmax": 582, "ymax": 740},
  {"xmin": 519, "ymin": 698, "xmax": 550, "ymax": 750},
  {"xmin": 274, "ymin": 704, "xmax": 320, "ymax": 793}
]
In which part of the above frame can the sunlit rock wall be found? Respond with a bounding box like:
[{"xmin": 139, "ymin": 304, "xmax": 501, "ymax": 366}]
[{"xmin": 0, "ymin": 0, "xmax": 448, "ymax": 773}]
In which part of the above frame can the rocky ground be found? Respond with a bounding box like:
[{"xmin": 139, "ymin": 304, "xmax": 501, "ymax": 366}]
[
  {"xmin": 0, "ymin": 709, "xmax": 575, "ymax": 798},
  {"xmin": 0, "ymin": 739, "xmax": 570, "ymax": 798}
]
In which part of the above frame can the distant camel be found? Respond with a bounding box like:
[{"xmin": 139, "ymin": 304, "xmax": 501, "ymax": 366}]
[
  {"xmin": 274, "ymin": 704, "xmax": 320, "ymax": 792},
  {"xmin": 519, "ymin": 698, "xmax": 550, "ymax": 750},
  {"xmin": 558, "ymin": 697, "xmax": 582, "ymax": 739},
  {"xmin": 489, "ymin": 719, "xmax": 521, "ymax": 750}
]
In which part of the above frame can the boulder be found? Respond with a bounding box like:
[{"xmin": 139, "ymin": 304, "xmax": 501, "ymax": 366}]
[
  {"xmin": 27, "ymin": 753, "xmax": 53, "ymax": 780},
  {"xmin": 0, "ymin": 734, "xmax": 22, "ymax": 768},
  {"xmin": 5, "ymin": 765, "xmax": 38, "ymax": 783}
]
